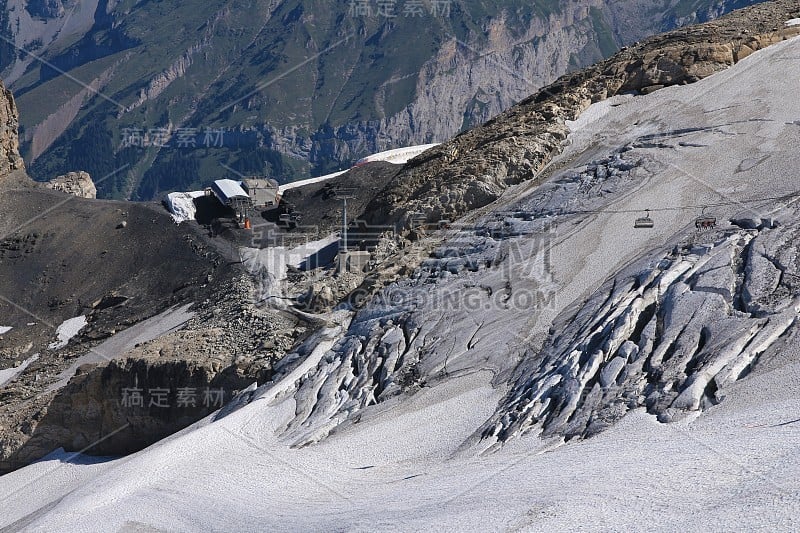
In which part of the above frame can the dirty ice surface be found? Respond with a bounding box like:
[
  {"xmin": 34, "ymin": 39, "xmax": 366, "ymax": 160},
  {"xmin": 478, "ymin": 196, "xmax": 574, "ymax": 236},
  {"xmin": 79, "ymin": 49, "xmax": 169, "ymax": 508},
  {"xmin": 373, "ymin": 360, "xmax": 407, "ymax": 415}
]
[{"xmin": 47, "ymin": 304, "xmax": 194, "ymax": 393}]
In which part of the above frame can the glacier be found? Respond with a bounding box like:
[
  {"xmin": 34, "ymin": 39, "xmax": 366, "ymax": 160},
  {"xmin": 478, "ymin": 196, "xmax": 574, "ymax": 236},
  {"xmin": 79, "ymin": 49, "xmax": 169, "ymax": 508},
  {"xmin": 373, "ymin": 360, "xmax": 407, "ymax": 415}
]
[{"xmin": 2, "ymin": 31, "xmax": 800, "ymax": 533}]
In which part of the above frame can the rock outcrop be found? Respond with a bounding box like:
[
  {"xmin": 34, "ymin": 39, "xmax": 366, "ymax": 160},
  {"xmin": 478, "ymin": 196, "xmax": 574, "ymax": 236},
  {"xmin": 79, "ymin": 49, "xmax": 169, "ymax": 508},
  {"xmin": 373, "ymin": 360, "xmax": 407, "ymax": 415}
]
[
  {"xmin": 45, "ymin": 171, "xmax": 97, "ymax": 198},
  {"xmin": 0, "ymin": 82, "xmax": 25, "ymax": 181},
  {"xmin": 0, "ymin": 271, "xmax": 303, "ymax": 473},
  {"xmin": 0, "ymin": 357, "xmax": 255, "ymax": 472}
]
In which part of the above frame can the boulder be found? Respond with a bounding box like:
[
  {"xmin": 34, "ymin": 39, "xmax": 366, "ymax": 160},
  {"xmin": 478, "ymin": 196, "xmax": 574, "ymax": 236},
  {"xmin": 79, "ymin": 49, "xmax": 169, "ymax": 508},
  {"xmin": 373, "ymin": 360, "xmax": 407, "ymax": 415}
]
[{"xmin": 45, "ymin": 171, "xmax": 97, "ymax": 199}]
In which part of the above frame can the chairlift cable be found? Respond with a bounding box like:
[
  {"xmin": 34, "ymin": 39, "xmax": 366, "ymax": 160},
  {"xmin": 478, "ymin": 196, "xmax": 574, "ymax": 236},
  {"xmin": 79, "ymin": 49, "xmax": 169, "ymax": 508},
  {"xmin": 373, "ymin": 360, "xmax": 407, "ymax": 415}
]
[{"xmin": 563, "ymin": 190, "xmax": 800, "ymax": 216}]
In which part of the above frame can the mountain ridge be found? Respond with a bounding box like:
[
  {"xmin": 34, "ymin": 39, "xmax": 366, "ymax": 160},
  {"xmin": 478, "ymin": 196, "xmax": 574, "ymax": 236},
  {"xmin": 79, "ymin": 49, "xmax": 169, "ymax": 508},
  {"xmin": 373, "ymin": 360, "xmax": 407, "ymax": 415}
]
[
  {"xmin": 0, "ymin": 0, "xmax": 768, "ymax": 198},
  {"xmin": 360, "ymin": 0, "xmax": 800, "ymax": 230}
]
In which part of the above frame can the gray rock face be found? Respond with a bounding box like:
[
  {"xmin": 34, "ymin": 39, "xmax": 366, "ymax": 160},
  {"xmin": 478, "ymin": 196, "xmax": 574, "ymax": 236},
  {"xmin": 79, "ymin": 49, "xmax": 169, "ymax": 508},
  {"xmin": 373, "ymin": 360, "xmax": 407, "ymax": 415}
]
[
  {"xmin": 0, "ymin": 273, "xmax": 301, "ymax": 473},
  {"xmin": 0, "ymin": 357, "xmax": 253, "ymax": 473},
  {"xmin": 45, "ymin": 171, "xmax": 97, "ymax": 198}
]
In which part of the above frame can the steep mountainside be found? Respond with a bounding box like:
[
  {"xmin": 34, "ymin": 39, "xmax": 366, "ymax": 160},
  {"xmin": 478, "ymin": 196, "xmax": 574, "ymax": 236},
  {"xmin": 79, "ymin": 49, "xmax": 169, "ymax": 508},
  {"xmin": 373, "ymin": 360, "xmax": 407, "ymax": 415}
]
[
  {"xmin": 2, "ymin": 14, "xmax": 800, "ymax": 528},
  {"xmin": 361, "ymin": 0, "xmax": 800, "ymax": 229},
  {"xmin": 1, "ymin": 0, "xmax": 765, "ymax": 199}
]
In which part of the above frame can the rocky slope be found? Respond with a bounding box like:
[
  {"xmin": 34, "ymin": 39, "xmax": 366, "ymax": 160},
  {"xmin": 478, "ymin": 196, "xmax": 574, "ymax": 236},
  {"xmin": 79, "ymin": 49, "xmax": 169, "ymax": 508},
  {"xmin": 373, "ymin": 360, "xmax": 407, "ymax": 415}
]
[
  {"xmin": 0, "ymin": 74, "xmax": 303, "ymax": 472},
  {"xmin": 361, "ymin": 0, "xmax": 800, "ymax": 229},
  {"xmin": 1, "ymin": 0, "xmax": 766, "ymax": 198},
  {"xmin": 0, "ymin": 273, "xmax": 305, "ymax": 473}
]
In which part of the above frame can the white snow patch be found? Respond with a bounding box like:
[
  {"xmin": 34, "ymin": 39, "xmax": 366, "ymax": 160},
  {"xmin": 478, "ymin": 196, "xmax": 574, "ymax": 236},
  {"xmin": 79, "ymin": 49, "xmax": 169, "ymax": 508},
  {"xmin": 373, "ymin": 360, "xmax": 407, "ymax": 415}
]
[
  {"xmin": 278, "ymin": 170, "xmax": 348, "ymax": 194},
  {"xmin": 355, "ymin": 143, "xmax": 440, "ymax": 165},
  {"xmin": 786, "ymin": 18, "xmax": 800, "ymax": 27},
  {"xmin": 48, "ymin": 316, "xmax": 87, "ymax": 350},
  {"xmin": 165, "ymin": 190, "xmax": 205, "ymax": 223},
  {"xmin": 0, "ymin": 326, "xmax": 11, "ymax": 335},
  {"xmin": 278, "ymin": 143, "xmax": 440, "ymax": 194},
  {"xmin": 0, "ymin": 354, "xmax": 39, "ymax": 388}
]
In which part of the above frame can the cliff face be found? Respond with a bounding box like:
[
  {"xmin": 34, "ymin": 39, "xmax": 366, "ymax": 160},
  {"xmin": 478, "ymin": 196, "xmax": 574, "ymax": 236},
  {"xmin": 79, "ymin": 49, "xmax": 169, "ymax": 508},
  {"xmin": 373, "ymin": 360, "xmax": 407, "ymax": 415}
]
[
  {"xmin": 0, "ymin": 83, "xmax": 25, "ymax": 181},
  {"xmin": 0, "ymin": 357, "xmax": 255, "ymax": 473},
  {"xmin": 305, "ymin": 2, "xmax": 609, "ymax": 165},
  {"xmin": 0, "ymin": 253, "xmax": 298, "ymax": 473}
]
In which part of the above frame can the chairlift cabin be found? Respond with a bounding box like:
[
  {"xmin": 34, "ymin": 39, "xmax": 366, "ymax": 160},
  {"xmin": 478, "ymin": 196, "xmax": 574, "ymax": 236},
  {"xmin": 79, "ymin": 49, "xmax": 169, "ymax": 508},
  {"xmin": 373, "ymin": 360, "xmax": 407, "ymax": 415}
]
[
  {"xmin": 695, "ymin": 215, "xmax": 717, "ymax": 229},
  {"xmin": 634, "ymin": 209, "xmax": 654, "ymax": 229}
]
